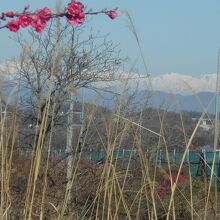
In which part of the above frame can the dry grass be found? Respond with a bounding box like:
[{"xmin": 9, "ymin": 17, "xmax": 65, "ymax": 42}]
[{"xmin": 0, "ymin": 91, "xmax": 219, "ymax": 220}]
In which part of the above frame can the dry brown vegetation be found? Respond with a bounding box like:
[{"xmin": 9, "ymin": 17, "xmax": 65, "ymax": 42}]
[{"xmin": 0, "ymin": 103, "xmax": 219, "ymax": 220}]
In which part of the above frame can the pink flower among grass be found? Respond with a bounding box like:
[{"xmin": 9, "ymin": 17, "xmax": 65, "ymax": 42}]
[
  {"xmin": 157, "ymin": 173, "xmax": 188, "ymax": 197},
  {"xmin": 157, "ymin": 185, "xmax": 167, "ymax": 196}
]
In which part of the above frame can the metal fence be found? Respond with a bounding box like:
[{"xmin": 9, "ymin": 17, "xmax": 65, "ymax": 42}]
[
  {"xmin": 16, "ymin": 148, "xmax": 220, "ymax": 178},
  {"xmin": 158, "ymin": 150, "xmax": 220, "ymax": 177},
  {"xmin": 16, "ymin": 148, "xmax": 138, "ymax": 161}
]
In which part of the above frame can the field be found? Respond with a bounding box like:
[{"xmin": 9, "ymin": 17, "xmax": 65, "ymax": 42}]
[{"xmin": 1, "ymin": 104, "xmax": 220, "ymax": 219}]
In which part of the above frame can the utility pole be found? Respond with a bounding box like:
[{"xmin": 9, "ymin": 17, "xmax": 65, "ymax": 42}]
[
  {"xmin": 66, "ymin": 91, "xmax": 74, "ymax": 206},
  {"xmin": 138, "ymin": 116, "xmax": 142, "ymax": 146},
  {"xmin": 213, "ymin": 50, "xmax": 220, "ymax": 215},
  {"xmin": 65, "ymin": 88, "xmax": 85, "ymax": 207},
  {"xmin": 78, "ymin": 88, "xmax": 85, "ymax": 152}
]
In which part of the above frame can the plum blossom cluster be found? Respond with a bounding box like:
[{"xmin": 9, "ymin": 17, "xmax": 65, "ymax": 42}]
[{"xmin": 0, "ymin": 0, "xmax": 118, "ymax": 33}]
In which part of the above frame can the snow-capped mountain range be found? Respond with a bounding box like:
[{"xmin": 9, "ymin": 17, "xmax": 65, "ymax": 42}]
[
  {"xmin": 149, "ymin": 73, "xmax": 217, "ymax": 95},
  {"xmin": 90, "ymin": 72, "xmax": 218, "ymax": 113},
  {"xmin": 115, "ymin": 72, "xmax": 216, "ymax": 95},
  {"xmin": 93, "ymin": 72, "xmax": 217, "ymax": 95},
  {"xmin": 0, "ymin": 61, "xmax": 218, "ymax": 95},
  {"xmin": 0, "ymin": 61, "xmax": 218, "ymax": 113}
]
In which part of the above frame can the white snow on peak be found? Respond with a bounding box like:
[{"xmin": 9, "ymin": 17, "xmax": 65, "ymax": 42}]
[
  {"xmin": 0, "ymin": 61, "xmax": 218, "ymax": 96},
  {"xmin": 119, "ymin": 72, "xmax": 217, "ymax": 95},
  {"xmin": 149, "ymin": 72, "xmax": 217, "ymax": 95}
]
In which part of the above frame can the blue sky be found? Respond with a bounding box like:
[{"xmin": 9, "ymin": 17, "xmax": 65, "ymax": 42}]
[{"xmin": 1, "ymin": 1, "xmax": 220, "ymax": 76}]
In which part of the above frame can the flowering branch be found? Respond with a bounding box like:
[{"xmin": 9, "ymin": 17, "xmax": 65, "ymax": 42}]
[{"xmin": 0, "ymin": 0, "xmax": 118, "ymax": 33}]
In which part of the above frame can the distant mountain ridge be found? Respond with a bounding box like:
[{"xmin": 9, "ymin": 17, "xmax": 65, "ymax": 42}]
[
  {"xmin": 81, "ymin": 88, "xmax": 216, "ymax": 113},
  {"xmin": 147, "ymin": 91, "xmax": 216, "ymax": 113},
  {"xmin": 149, "ymin": 73, "xmax": 216, "ymax": 95},
  {"xmin": 0, "ymin": 64, "xmax": 217, "ymax": 95},
  {"xmin": 1, "ymin": 71, "xmax": 218, "ymax": 113}
]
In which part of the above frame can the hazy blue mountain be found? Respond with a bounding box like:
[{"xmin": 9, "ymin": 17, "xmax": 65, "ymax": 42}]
[
  {"xmin": 2, "ymin": 80, "xmax": 217, "ymax": 113},
  {"xmin": 81, "ymin": 88, "xmax": 216, "ymax": 113},
  {"xmin": 146, "ymin": 91, "xmax": 216, "ymax": 113}
]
